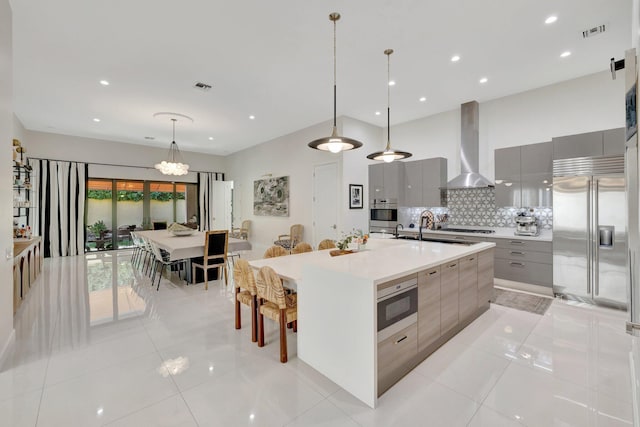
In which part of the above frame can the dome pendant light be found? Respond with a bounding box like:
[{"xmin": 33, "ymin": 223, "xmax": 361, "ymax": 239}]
[
  {"xmin": 367, "ymin": 49, "xmax": 412, "ymax": 163},
  {"xmin": 308, "ymin": 12, "xmax": 363, "ymax": 153},
  {"xmin": 155, "ymin": 118, "xmax": 190, "ymax": 176}
]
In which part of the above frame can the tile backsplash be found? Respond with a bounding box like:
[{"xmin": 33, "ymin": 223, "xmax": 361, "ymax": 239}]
[{"xmin": 398, "ymin": 187, "xmax": 553, "ymax": 229}]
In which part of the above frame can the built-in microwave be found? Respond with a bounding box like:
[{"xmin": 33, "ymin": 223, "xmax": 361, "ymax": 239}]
[{"xmin": 377, "ymin": 277, "xmax": 418, "ymax": 342}]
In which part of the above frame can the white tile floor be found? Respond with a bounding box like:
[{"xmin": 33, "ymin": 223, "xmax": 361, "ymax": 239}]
[{"xmin": 0, "ymin": 250, "xmax": 637, "ymax": 426}]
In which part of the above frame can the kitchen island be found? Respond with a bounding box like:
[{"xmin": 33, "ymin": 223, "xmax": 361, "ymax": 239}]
[{"xmin": 250, "ymin": 238, "xmax": 495, "ymax": 408}]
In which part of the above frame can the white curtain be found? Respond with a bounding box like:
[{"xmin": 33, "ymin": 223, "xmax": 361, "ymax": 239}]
[
  {"xmin": 30, "ymin": 159, "xmax": 87, "ymax": 257},
  {"xmin": 198, "ymin": 172, "xmax": 225, "ymax": 231}
]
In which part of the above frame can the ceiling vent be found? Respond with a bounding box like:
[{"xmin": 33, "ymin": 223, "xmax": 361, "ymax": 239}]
[
  {"xmin": 582, "ymin": 24, "xmax": 606, "ymax": 38},
  {"xmin": 193, "ymin": 82, "xmax": 212, "ymax": 91}
]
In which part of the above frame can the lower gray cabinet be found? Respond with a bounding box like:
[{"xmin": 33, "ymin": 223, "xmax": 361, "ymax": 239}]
[
  {"xmin": 477, "ymin": 248, "xmax": 494, "ymax": 308},
  {"xmin": 377, "ymin": 323, "xmax": 417, "ymax": 396},
  {"xmin": 440, "ymin": 260, "xmax": 459, "ymax": 335},
  {"xmin": 458, "ymin": 255, "xmax": 478, "ymax": 321},
  {"xmin": 418, "ymin": 266, "xmax": 441, "ymax": 352},
  {"xmin": 494, "ymin": 239, "xmax": 552, "ymax": 288}
]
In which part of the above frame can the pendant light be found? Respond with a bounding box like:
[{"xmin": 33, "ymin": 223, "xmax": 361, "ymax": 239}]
[
  {"xmin": 308, "ymin": 12, "xmax": 363, "ymax": 153},
  {"xmin": 367, "ymin": 49, "xmax": 412, "ymax": 163},
  {"xmin": 155, "ymin": 118, "xmax": 190, "ymax": 176}
]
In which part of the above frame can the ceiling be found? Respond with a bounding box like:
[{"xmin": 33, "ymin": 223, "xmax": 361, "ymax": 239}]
[{"xmin": 10, "ymin": 0, "xmax": 631, "ymax": 156}]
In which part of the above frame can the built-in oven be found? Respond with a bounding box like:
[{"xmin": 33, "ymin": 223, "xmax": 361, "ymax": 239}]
[
  {"xmin": 377, "ymin": 276, "xmax": 418, "ymax": 342},
  {"xmin": 370, "ymin": 199, "xmax": 398, "ymax": 235}
]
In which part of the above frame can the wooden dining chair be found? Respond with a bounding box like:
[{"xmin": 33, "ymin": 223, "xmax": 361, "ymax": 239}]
[
  {"xmin": 317, "ymin": 239, "xmax": 336, "ymax": 250},
  {"xmin": 192, "ymin": 230, "xmax": 228, "ymax": 290},
  {"xmin": 291, "ymin": 242, "xmax": 312, "ymax": 254},
  {"xmin": 234, "ymin": 259, "xmax": 258, "ymax": 342},
  {"xmin": 230, "ymin": 220, "xmax": 251, "ymax": 240},
  {"xmin": 274, "ymin": 224, "xmax": 303, "ymax": 252},
  {"xmin": 263, "ymin": 245, "xmax": 288, "ymax": 258},
  {"xmin": 256, "ymin": 266, "xmax": 297, "ymax": 363}
]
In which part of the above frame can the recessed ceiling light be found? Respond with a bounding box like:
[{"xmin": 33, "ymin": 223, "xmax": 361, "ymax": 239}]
[
  {"xmin": 388, "ymin": 81, "xmax": 396, "ymax": 86},
  {"xmin": 545, "ymin": 15, "xmax": 558, "ymax": 24},
  {"xmin": 208, "ymin": 137, "xmax": 214, "ymax": 141},
  {"xmin": 144, "ymin": 136, "xmax": 155, "ymax": 140},
  {"xmin": 419, "ymin": 97, "xmax": 426, "ymax": 102},
  {"xmin": 560, "ymin": 51, "xmax": 571, "ymax": 58},
  {"xmin": 99, "ymin": 80, "xmax": 109, "ymax": 86},
  {"xmin": 479, "ymin": 77, "xmax": 488, "ymax": 84},
  {"xmin": 249, "ymin": 115, "xmax": 255, "ymax": 120},
  {"xmin": 375, "ymin": 111, "xmax": 381, "ymax": 116},
  {"xmin": 451, "ymin": 55, "xmax": 461, "ymax": 62},
  {"xmin": 93, "ymin": 118, "xmax": 101, "ymax": 122}
]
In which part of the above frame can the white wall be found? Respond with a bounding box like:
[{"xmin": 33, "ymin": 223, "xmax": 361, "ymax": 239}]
[
  {"xmin": 225, "ymin": 118, "xmax": 383, "ymax": 254},
  {"xmin": 24, "ymin": 129, "xmax": 226, "ymax": 175},
  {"xmin": 0, "ymin": 0, "xmax": 15, "ymax": 364}
]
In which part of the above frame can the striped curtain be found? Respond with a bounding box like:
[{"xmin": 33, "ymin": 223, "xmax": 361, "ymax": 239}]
[
  {"xmin": 198, "ymin": 172, "xmax": 225, "ymax": 231},
  {"xmin": 30, "ymin": 160, "xmax": 87, "ymax": 257}
]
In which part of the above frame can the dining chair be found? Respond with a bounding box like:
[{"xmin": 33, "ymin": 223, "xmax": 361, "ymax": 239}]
[
  {"xmin": 191, "ymin": 230, "xmax": 228, "ymax": 290},
  {"xmin": 152, "ymin": 221, "xmax": 168, "ymax": 230},
  {"xmin": 256, "ymin": 266, "xmax": 297, "ymax": 363},
  {"xmin": 263, "ymin": 245, "xmax": 288, "ymax": 258},
  {"xmin": 148, "ymin": 241, "xmax": 186, "ymax": 291},
  {"xmin": 274, "ymin": 224, "xmax": 303, "ymax": 253},
  {"xmin": 234, "ymin": 259, "xmax": 258, "ymax": 342},
  {"xmin": 291, "ymin": 242, "xmax": 312, "ymax": 254},
  {"xmin": 230, "ymin": 220, "xmax": 251, "ymax": 240},
  {"xmin": 317, "ymin": 239, "xmax": 336, "ymax": 250}
]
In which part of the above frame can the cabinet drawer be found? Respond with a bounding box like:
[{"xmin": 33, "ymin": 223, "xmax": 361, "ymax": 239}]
[
  {"xmin": 494, "ymin": 248, "xmax": 552, "ymax": 264},
  {"xmin": 418, "ymin": 266, "xmax": 441, "ymax": 352},
  {"xmin": 459, "ymin": 255, "xmax": 478, "ymax": 321},
  {"xmin": 494, "ymin": 238, "xmax": 551, "ymax": 253},
  {"xmin": 440, "ymin": 260, "xmax": 459, "ymax": 335},
  {"xmin": 378, "ymin": 323, "xmax": 417, "ymax": 396},
  {"xmin": 494, "ymin": 258, "xmax": 552, "ymax": 287}
]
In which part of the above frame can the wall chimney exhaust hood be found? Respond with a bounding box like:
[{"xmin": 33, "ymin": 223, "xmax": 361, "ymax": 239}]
[{"xmin": 446, "ymin": 101, "xmax": 494, "ymax": 189}]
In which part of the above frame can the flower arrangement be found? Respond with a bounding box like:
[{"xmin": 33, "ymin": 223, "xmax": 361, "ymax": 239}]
[{"xmin": 336, "ymin": 229, "xmax": 369, "ymax": 251}]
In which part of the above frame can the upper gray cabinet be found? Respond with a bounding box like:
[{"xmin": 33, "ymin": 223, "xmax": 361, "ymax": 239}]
[
  {"xmin": 495, "ymin": 142, "xmax": 552, "ymax": 208},
  {"xmin": 369, "ymin": 162, "xmax": 404, "ymax": 203},
  {"xmin": 552, "ymin": 128, "xmax": 624, "ymax": 159},
  {"xmin": 401, "ymin": 157, "xmax": 447, "ymax": 207}
]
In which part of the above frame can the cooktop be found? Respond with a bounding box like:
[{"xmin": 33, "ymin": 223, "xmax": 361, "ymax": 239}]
[{"xmin": 440, "ymin": 228, "xmax": 495, "ymax": 234}]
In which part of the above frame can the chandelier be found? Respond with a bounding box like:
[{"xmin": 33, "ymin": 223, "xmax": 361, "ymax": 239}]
[{"xmin": 155, "ymin": 118, "xmax": 189, "ymax": 176}]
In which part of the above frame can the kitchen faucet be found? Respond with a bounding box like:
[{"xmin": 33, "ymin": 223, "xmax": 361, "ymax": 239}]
[
  {"xmin": 395, "ymin": 223, "xmax": 404, "ymax": 238},
  {"xmin": 418, "ymin": 209, "xmax": 431, "ymax": 241}
]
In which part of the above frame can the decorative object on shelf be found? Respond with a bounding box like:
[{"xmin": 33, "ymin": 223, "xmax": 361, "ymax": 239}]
[
  {"xmin": 308, "ymin": 12, "xmax": 363, "ymax": 153},
  {"xmin": 367, "ymin": 49, "xmax": 412, "ymax": 163},
  {"xmin": 254, "ymin": 176, "xmax": 289, "ymax": 217},
  {"xmin": 154, "ymin": 118, "xmax": 189, "ymax": 176},
  {"xmin": 349, "ymin": 184, "xmax": 363, "ymax": 209}
]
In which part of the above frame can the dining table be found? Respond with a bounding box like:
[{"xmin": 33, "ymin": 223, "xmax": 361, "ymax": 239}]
[{"xmin": 136, "ymin": 229, "xmax": 251, "ymax": 261}]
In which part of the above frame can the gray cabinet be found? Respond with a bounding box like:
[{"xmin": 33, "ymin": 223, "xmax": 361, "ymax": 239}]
[
  {"xmin": 494, "ymin": 239, "xmax": 553, "ymax": 288},
  {"xmin": 400, "ymin": 157, "xmax": 447, "ymax": 207},
  {"xmin": 604, "ymin": 128, "xmax": 625, "ymax": 156},
  {"xmin": 369, "ymin": 162, "xmax": 404, "ymax": 203},
  {"xmin": 495, "ymin": 142, "xmax": 552, "ymax": 208},
  {"xmin": 422, "ymin": 158, "xmax": 447, "ymax": 207},
  {"xmin": 418, "ymin": 266, "xmax": 441, "ymax": 352},
  {"xmin": 377, "ymin": 323, "xmax": 417, "ymax": 395},
  {"xmin": 477, "ymin": 249, "xmax": 494, "ymax": 309},
  {"xmin": 440, "ymin": 260, "xmax": 459, "ymax": 335},
  {"xmin": 458, "ymin": 255, "xmax": 478, "ymax": 321},
  {"xmin": 552, "ymin": 128, "xmax": 625, "ymax": 159}
]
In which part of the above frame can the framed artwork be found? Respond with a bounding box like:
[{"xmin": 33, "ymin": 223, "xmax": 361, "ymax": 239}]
[
  {"xmin": 254, "ymin": 176, "xmax": 289, "ymax": 216},
  {"xmin": 349, "ymin": 184, "xmax": 363, "ymax": 209}
]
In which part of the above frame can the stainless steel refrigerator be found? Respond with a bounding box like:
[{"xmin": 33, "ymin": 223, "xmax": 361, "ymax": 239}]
[{"xmin": 553, "ymin": 156, "xmax": 627, "ymax": 309}]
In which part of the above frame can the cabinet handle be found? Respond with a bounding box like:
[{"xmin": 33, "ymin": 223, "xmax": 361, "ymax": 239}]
[
  {"xmin": 510, "ymin": 251, "xmax": 524, "ymax": 255},
  {"xmin": 510, "ymin": 241, "xmax": 524, "ymax": 245},
  {"xmin": 448, "ymin": 263, "xmax": 457, "ymax": 268},
  {"xmin": 429, "ymin": 271, "xmax": 437, "ymax": 275},
  {"xmin": 468, "ymin": 257, "xmax": 475, "ymax": 261},
  {"xmin": 455, "ymin": 236, "xmax": 465, "ymax": 240},
  {"xmin": 395, "ymin": 335, "xmax": 408, "ymax": 344},
  {"xmin": 509, "ymin": 262, "xmax": 525, "ymax": 267}
]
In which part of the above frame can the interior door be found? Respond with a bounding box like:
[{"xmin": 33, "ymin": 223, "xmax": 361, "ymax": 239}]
[
  {"xmin": 210, "ymin": 180, "xmax": 232, "ymax": 231},
  {"xmin": 313, "ymin": 163, "xmax": 338, "ymax": 245},
  {"xmin": 553, "ymin": 175, "xmax": 590, "ymax": 300},
  {"xmin": 595, "ymin": 176, "xmax": 627, "ymax": 307}
]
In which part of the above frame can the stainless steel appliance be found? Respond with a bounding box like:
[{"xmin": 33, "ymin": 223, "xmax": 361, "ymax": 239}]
[
  {"xmin": 370, "ymin": 199, "xmax": 398, "ymax": 234},
  {"xmin": 377, "ymin": 277, "xmax": 418, "ymax": 342},
  {"xmin": 553, "ymin": 155, "xmax": 627, "ymax": 308},
  {"xmin": 514, "ymin": 211, "xmax": 540, "ymax": 236}
]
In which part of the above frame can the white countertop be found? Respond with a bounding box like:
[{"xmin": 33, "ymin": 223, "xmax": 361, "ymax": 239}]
[
  {"xmin": 249, "ymin": 238, "xmax": 495, "ymax": 285},
  {"xmin": 397, "ymin": 226, "xmax": 552, "ymax": 242}
]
